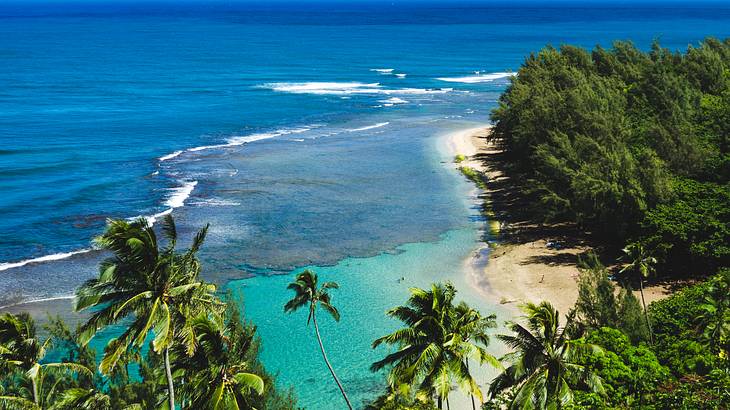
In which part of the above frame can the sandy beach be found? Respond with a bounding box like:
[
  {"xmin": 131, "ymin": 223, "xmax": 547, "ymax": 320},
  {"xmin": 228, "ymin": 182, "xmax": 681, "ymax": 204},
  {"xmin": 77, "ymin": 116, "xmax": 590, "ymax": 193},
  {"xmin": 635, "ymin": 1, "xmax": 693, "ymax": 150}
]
[
  {"xmin": 446, "ymin": 125, "xmax": 671, "ymax": 318},
  {"xmin": 446, "ymin": 126, "xmax": 584, "ymax": 316}
]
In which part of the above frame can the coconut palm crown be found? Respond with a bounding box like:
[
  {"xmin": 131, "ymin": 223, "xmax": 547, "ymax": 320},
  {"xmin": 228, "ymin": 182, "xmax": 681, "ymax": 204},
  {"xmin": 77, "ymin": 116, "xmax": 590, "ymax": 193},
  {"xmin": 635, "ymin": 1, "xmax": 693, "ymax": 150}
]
[
  {"xmin": 489, "ymin": 301, "xmax": 605, "ymax": 409},
  {"xmin": 74, "ymin": 215, "xmax": 219, "ymax": 410},
  {"xmin": 371, "ymin": 282, "xmax": 499, "ymax": 409}
]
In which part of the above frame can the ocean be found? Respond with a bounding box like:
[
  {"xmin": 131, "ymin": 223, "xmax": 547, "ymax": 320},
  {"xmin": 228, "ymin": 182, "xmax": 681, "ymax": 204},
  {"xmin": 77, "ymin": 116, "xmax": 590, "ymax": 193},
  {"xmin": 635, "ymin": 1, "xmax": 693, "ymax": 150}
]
[{"xmin": 1, "ymin": 1, "xmax": 729, "ymax": 407}]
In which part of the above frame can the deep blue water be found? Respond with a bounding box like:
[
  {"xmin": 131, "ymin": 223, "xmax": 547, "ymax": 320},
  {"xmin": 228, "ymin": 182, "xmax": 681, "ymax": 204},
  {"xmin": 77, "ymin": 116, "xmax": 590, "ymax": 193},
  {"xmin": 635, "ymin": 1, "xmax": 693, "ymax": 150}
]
[{"xmin": 1, "ymin": 2, "xmax": 729, "ymax": 407}]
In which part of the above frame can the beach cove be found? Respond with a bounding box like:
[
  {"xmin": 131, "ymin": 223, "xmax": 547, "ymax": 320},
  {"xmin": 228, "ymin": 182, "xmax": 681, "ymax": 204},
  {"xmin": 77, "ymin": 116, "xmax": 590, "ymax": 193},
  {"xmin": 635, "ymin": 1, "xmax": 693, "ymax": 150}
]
[{"xmin": 2, "ymin": 2, "xmax": 729, "ymax": 408}]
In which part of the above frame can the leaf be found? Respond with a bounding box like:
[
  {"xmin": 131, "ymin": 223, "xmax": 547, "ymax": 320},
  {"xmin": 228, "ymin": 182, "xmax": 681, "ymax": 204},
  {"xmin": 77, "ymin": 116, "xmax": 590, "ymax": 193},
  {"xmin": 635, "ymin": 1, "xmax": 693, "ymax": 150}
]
[
  {"xmin": 152, "ymin": 302, "xmax": 172, "ymax": 352},
  {"xmin": 113, "ymin": 291, "xmax": 152, "ymax": 319},
  {"xmin": 233, "ymin": 372, "xmax": 265, "ymax": 395}
]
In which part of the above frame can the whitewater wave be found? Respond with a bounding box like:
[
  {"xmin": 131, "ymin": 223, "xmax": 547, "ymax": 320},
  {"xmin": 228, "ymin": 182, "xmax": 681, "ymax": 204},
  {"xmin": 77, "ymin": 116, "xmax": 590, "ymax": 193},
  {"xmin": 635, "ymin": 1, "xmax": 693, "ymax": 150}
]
[
  {"xmin": 1, "ymin": 181, "xmax": 200, "ymax": 274},
  {"xmin": 190, "ymin": 198, "xmax": 241, "ymax": 207},
  {"xmin": 130, "ymin": 180, "xmax": 197, "ymax": 225},
  {"xmin": 379, "ymin": 97, "xmax": 408, "ymax": 105},
  {"xmin": 164, "ymin": 180, "xmax": 198, "ymax": 208},
  {"xmin": 159, "ymin": 150, "xmax": 183, "ymax": 162},
  {"xmin": 435, "ymin": 72, "xmax": 513, "ymax": 83},
  {"xmin": 346, "ymin": 122, "xmax": 390, "ymax": 132},
  {"xmin": 395, "ymin": 73, "xmax": 407, "ymax": 79},
  {"xmin": 263, "ymin": 82, "xmax": 452, "ymax": 96},
  {"xmin": 370, "ymin": 68, "xmax": 394, "ymax": 74},
  {"xmin": 0, "ymin": 249, "xmax": 94, "ymax": 272},
  {"xmin": 187, "ymin": 126, "xmax": 314, "ymax": 153},
  {"xmin": 0, "ymin": 295, "xmax": 76, "ymax": 310}
]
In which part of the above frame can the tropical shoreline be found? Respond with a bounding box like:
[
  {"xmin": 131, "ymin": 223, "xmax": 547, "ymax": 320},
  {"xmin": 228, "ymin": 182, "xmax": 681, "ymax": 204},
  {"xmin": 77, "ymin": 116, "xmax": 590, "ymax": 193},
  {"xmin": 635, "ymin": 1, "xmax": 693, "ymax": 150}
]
[
  {"xmin": 445, "ymin": 125, "xmax": 674, "ymax": 318},
  {"xmin": 446, "ymin": 125, "xmax": 586, "ymax": 316}
]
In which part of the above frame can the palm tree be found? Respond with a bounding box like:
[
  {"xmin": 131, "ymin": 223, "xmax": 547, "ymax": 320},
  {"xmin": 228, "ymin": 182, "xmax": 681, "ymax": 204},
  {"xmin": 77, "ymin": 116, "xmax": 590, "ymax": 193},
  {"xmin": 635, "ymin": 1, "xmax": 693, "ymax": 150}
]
[
  {"xmin": 0, "ymin": 313, "xmax": 93, "ymax": 409},
  {"xmin": 371, "ymin": 282, "xmax": 498, "ymax": 409},
  {"xmin": 451, "ymin": 302, "xmax": 499, "ymax": 410},
  {"xmin": 620, "ymin": 243, "xmax": 657, "ymax": 344},
  {"xmin": 50, "ymin": 388, "xmax": 113, "ymax": 410},
  {"xmin": 177, "ymin": 314, "xmax": 265, "ymax": 409},
  {"xmin": 489, "ymin": 302, "xmax": 604, "ymax": 409},
  {"xmin": 284, "ymin": 269, "xmax": 352, "ymax": 410},
  {"xmin": 74, "ymin": 215, "xmax": 220, "ymax": 410}
]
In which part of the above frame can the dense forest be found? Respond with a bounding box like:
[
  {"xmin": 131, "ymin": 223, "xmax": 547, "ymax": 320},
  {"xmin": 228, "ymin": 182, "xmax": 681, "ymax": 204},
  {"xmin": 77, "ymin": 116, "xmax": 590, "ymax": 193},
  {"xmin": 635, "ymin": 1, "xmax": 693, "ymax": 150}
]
[
  {"xmin": 1, "ymin": 40, "xmax": 729, "ymax": 409},
  {"xmin": 492, "ymin": 37, "xmax": 729, "ymax": 277}
]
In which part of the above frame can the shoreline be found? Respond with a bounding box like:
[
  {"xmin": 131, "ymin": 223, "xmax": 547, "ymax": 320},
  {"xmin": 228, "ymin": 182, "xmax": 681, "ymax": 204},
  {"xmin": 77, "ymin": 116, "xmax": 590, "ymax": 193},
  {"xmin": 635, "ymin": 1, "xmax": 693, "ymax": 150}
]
[
  {"xmin": 445, "ymin": 125, "xmax": 584, "ymax": 316},
  {"xmin": 445, "ymin": 125, "xmax": 672, "ymax": 318}
]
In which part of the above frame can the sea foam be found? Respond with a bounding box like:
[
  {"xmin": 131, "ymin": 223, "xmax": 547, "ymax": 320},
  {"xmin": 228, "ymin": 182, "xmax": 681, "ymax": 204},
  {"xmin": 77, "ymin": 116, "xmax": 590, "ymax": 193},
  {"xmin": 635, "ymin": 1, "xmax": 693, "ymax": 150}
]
[
  {"xmin": 435, "ymin": 72, "xmax": 513, "ymax": 83},
  {"xmin": 0, "ymin": 295, "xmax": 76, "ymax": 310},
  {"xmin": 187, "ymin": 126, "xmax": 314, "ymax": 152},
  {"xmin": 0, "ymin": 249, "xmax": 93, "ymax": 272},
  {"xmin": 346, "ymin": 122, "xmax": 390, "ymax": 132},
  {"xmin": 379, "ymin": 97, "xmax": 408, "ymax": 105},
  {"xmin": 164, "ymin": 180, "xmax": 198, "ymax": 208},
  {"xmin": 0, "ymin": 181, "xmax": 199, "ymax": 272},
  {"xmin": 263, "ymin": 82, "xmax": 451, "ymax": 96},
  {"xmin": 159, "ymin": 150, "xmax": 183, "ymax": 162}
]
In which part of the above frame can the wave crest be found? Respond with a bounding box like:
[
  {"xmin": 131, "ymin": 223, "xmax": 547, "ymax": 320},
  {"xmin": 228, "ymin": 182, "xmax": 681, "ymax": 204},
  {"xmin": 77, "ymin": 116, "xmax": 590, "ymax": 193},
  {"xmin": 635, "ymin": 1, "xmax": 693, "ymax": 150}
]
[
  {"xmin": 262, "ymin": 82, "xmax": 452, "ymax": 96},
  {"xmin": 436, "ymin": 72, "xmax": 513, "ymax": 83}
]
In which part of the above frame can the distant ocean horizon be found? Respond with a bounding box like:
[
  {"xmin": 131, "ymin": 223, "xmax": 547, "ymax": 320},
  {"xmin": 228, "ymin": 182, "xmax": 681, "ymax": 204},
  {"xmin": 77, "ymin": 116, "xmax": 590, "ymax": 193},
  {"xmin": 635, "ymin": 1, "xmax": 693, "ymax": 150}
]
[{"xmin": 1, "ymin": 1, "xmax": 729, "ymax": 407}]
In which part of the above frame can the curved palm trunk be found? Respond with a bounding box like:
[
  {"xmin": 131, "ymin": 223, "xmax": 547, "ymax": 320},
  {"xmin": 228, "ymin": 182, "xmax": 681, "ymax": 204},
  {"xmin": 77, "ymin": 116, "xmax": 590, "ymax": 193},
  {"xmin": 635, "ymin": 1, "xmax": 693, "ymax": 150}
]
[
  {"xmin": 467, "ymin": 360, "xmax": 476, "ymax": 410},
  {"xmin": 312, "ymin": 314, "xmax": 353, "ymax": 410},
  {"xmin": 31, "ymin": 377, "xmax": 39, "ymax": 405},
  {"xmin": 164, "ymin": 347, "xmax": 175, "ymax": 410},
  {"xmin": 638, "ymin": 279, "xmax": 654, "ymax": 344}
]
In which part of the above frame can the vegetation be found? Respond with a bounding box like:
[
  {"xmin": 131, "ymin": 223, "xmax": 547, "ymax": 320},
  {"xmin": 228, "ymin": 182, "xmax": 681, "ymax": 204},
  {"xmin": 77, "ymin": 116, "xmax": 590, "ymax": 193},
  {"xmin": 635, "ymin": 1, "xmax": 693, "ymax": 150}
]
[
  {"xmin": 370, "ymin": 282, "xmax": 499, "ymax": 410},
  {"xmin": 3, "ymin": 38, "xmax": 730, "ymax": 410},
  {"xmin": 284, "ymin": 269, "xmax": 353, "ymax": 410},
  {"xmin": 570, "ymin": 255, "xmax": 649, "ymax": 344},
  {"xmin": 1, "ymin": 219, "xmax": 729, "ymax": 409},
  {"xmin": 1, "ymin": 216, "xmax": 296, "ymax": 409},
  {"xmin": 491, "ymin": 38, "xmax": 730, "ymax": 277},
  {"xmin": 489, "ymin": 302, "xmax": 605, "ymax": 409},
  {"xmin": 459, "ymin": 166, "xmax": 487, "ymax": 189},
  {"xmin": 0, "ymin": 313, "xmax": 93, "ymax": 409}
]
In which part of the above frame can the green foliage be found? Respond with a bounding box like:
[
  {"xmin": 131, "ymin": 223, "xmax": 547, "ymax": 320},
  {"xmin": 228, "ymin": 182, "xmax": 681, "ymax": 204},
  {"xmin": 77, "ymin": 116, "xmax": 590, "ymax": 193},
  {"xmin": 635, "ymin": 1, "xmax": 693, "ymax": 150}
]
[
  {"xmin": 371, "ymin": 282, "xmax": 498, "ymax": 408},
  {"xmin": 696, "ymin": 269, "xmax": 730, "ymax": 356},
  {"xmin": 459, "ymin": 166, "xmax": 487, "ymax": 189},
  {"xmin": 1, "ymin": 217, "xmax": 299, "ymax": 410},
  {"xmin": 365, "ymin": 383, "xmax": 437, "ymax": 410},
  {"xmin": 571, "ymin": 255, "xmax": 649, "ymax": 343},
  {"xmin": 490, "ymin": 302, "xmax": 605, "ymax": 409},
  {"xmin": 641, "ymin": 178, "xmax": 730, "ymax": 273},
  {"xmin": 577, "ymin": 327, "xmax": 670, "ymax": 407},
  {"xmin": 0, "ymin": 313, "xmax": 94, "ymax": 409},
  {"xmin": 648, "ymin": 279, "xmax": 718, "ymax": 375},
  {"xmin": 654, "ymin": 370, "xmax": 730, "ymax": 410},
  {"xmin": 454, "ymin": 154, "xmax": 466, "ymax": 163},
  {"xmin": 491, "ymin": 38, "xmax": 730, "ymax": 274}
]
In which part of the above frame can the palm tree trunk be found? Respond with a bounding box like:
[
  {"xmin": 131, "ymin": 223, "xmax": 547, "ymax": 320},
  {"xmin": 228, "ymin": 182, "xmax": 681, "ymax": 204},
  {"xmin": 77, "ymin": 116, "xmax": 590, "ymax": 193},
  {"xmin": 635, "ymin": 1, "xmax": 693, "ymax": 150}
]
[
  {"xmin": 312, "ymin": 314, "xmax": 353, "ymax": 410},
  {"xmin": 164, "ymin": 347, "xmax": 175, "ymax": 410},
  {"xmin": 31, "ymin": 377, "xmax": 39, "ymax": 405},
  {"xmin": 437, "ymin": 395, "xmax": 443, "ymax": 409},
  {"xmin": 446, "ymin": 395, "xmax": 451, "ymax": 410},
  {"xmin": 639, "ymin": 279, "xmax": 654, "ymax": 344},
  {"xmin": 467, "ymin": 360, "xmax": 476, "ymax": 410}
]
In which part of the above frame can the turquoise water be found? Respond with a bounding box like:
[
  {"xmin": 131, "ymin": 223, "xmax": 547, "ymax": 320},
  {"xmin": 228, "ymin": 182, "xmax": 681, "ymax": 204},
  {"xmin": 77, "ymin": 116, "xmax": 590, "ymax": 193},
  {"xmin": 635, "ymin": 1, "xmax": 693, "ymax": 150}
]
[
  {"xmin": 2, "ymin": 2, "xmax": 730, "ymax": 408},
  {"xmin": 231, "ymin": 131, "xmax": 507, "ymax": 407},
  {"xmin": 236, "ymin": 227, "xmax": 487, "ymax": 408}
]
